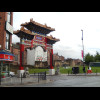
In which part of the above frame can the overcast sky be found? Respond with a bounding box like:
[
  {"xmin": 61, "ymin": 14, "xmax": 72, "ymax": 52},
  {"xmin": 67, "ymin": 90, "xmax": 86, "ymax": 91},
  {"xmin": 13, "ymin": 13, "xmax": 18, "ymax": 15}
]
[{"xmin": 13, "ymin": 12, "xmax": 100, "ymax": 60}]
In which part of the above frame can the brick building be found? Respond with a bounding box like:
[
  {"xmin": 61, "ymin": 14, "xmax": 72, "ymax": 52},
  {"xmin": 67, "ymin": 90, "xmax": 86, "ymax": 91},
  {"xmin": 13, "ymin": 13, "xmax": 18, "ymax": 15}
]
[
  {"xmin": 53, "ymin": 53, "xmax": 65, "ymax": 67},
  {"xmin": 11, "ymin": 43, "xmax": 20, "ymax": 65},
  {"xmin": 0, "ymin": 12, "xmax": 14, "ymax": 73},
  {"xmin": 0, "ymin": 12, "xmax": 13, "ymax": 51},
  {"xmin": 65, "ymin": 58, "xmax": 83, "ymax": 66}
]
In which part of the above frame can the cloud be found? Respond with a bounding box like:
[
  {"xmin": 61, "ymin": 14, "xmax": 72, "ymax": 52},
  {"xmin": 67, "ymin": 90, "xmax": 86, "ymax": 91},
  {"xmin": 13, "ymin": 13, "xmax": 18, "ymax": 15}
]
[
  {"xmin": 13, "ymin": 12, "xmax": 100, "ymax": 60},
  {"xmin": 53, "ymin": 43, "xmax": 82, "ymax": 59},
  {"xmin": 12, "ymin": 34, "xmax": 20, "ymax": 43},
  {"xmin": 85, "ymin": 47, "xmax": 100, "ymax": 56}
]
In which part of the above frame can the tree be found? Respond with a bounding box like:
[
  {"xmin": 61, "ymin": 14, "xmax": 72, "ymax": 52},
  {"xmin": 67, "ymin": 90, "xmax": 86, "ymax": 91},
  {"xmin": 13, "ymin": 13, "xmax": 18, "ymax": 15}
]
[
  {"xmin": 85, "ymin": 51, "xmax": 100, "ymax": 65},
  {"xmin": 94, "ymin": 51, "xmax": 100, "ymax": 62},
  {"xmin": 85, "ymin": 53, "xmax": 94, "ymax": 65}
]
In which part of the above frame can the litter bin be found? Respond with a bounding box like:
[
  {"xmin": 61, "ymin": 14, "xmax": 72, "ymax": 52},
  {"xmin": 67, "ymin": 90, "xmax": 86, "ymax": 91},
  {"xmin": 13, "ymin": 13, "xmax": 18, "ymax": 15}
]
[{"xmin": 72, "ymin": 67, "xmax": 79, "ymax": 74}]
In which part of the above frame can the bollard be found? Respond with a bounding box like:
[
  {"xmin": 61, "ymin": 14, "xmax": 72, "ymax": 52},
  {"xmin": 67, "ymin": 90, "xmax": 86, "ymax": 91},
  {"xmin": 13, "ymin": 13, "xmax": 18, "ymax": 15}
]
[
  {"xmin": 45, "ymin": 71, "xmax": 46, "ymax": 80},
  {"xmin": 21, "ymin": 73, "xmax": 23, "ymax": 84},
  {"xmin": 68, "ymin": 70, "xmax": 69, "ymax": 76},
  {"xmin": 0, "ymin": 74, "xmax": 1, "ymax": 85},
  {"xmin": 84, "ymin": 71, "xmax": 86, "ymax": 76},
  {"xmin": 34, "ymin": 71, "xmax": 35, "ymax": 76}
]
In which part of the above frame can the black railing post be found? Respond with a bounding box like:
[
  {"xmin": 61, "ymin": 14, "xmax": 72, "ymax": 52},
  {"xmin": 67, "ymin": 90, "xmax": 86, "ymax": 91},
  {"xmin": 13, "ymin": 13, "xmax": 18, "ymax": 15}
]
[
  {"xmin": 68, "ymin": 70, "xmax": 69, "ymax": 75},
  {"xmin": 38, "ymin": 73, "xmax": 39, "ymax": 83},
  {"xmin": 45, "ymin": 71, "xmax": 46, "ymax": 80},
  {"xmin": 96, "ymin": 69, "xmax": 97, "ymax": 76},
  {"xmin": 0, "ymin": 73, "xmax": 1, "ymax": 85}
]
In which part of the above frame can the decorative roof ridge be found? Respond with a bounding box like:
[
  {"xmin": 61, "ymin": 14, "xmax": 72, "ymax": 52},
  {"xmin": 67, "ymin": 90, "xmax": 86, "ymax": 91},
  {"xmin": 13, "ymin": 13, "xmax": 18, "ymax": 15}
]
[
  {"xmin": 46, "ymin": 35, "xmax": 60, "ymax": 41},
  {"xmin": 14, "ymin": 26, "xmax": 34, "ymax": 36},
  {"xmin": 21, "ymin": 18, "xmax": 55, "ymax": 31}
]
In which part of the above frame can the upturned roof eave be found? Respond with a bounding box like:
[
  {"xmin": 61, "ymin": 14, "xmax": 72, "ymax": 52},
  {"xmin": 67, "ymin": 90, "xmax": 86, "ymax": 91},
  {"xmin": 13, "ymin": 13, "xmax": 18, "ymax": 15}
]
[{"xmin": 21, "ymin": 18, "xmax": 55, "ymax": 32}]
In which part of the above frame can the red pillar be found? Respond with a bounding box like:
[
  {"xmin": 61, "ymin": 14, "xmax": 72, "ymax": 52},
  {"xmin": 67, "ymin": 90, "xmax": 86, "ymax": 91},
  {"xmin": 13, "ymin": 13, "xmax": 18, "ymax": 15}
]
[
  {"xmin": 45, "ymin": 37, "xmax": 47, "ymax": 50},
  {"xmin": 31, "ymin": 39, "xmax": 33, "ymax": 49},
  {"xmin": 19, "ymin": 39, "xmax": 24, "ymax": 70},
  {"xmin": 50, "ymin": 48, "xmax": 53, "ymax": 69}
]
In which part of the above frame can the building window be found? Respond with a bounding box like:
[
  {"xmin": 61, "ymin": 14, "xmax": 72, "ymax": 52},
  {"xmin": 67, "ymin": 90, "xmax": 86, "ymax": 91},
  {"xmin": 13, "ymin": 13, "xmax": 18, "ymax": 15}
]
[
  {"xmin": 15, "ymin": 55, "xmax": 18, "ymax": 61},
  {"xmin": 7, "ymin": 12, "xmax": 11, "ymax": 24},
  {"xmin": 5, "ymin": 32, "xmax": 10, "ymax": 50}
]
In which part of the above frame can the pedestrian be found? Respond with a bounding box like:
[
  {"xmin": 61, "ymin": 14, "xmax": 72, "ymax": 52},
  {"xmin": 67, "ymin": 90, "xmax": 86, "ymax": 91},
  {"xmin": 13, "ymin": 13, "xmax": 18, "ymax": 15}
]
[
  {"xmin": 83, "ymin": 65, "xmax": 85, "ymax": 73},
  {"xmin": 89, "ymin": 66, "xmax": 91, "ymax": 70},
  {"xmin": 72, "ymin": 67, "xmax": 74, "ymax": 74}
]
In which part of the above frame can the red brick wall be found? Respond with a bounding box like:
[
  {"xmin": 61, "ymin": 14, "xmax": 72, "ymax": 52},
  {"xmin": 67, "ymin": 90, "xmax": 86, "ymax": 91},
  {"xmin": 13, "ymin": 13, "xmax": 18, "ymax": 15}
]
[
  {"xmin": 0, "ymin": 12, "xmax": 6, "ymax": 50},
  {"xmin": 12, "ymin": 48, "xmax": 20, "ymax": 65},
  {"xmin": 0, "ymin": 12, "xmax": 13, "ymax": 51},
  {"xmin": 10, "ymin": 12, "xmax": 13, "ymax": 51}
]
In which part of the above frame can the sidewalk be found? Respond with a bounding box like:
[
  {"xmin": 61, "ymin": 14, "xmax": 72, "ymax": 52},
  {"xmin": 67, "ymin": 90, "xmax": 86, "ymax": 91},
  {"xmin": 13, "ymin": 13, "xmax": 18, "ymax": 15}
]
[
  {"xmin": 68, "ymin": 72, "xmax": 100, "ymax": 76},
  {"xmin": 1, "ymin": 73, "xmax": 100, "ymax": 87},
  {"xmin": 0, "ymin": 75, "xmax": 53, "ymax": 87}
]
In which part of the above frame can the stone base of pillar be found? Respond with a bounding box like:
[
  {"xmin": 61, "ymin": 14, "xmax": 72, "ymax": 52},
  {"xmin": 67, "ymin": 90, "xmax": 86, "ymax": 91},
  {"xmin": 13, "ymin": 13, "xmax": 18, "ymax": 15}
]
[
  {"xmin": 49, "ymin": 69, "xmax": 55, "ymax": 75},
  {"xmin": 17, "ymin": 70, "xmax": 25, "ymax": 78}
]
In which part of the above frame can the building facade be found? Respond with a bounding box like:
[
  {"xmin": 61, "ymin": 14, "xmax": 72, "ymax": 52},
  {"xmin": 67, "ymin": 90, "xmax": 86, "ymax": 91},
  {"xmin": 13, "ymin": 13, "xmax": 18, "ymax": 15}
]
[
  {"xmin": 53, "ymin": 53, "xmax": 65, "ymax": 67},
  {"xmin": 65, "ymin": 58, "xmax": 83, "ymax": 66},
  {"xmin": 0, "ymin": 12, "xmax": 13, "ymax": 51},
  {"xmin": 0, "ymin": 12, "xmax": 14, "ymax": 73}
]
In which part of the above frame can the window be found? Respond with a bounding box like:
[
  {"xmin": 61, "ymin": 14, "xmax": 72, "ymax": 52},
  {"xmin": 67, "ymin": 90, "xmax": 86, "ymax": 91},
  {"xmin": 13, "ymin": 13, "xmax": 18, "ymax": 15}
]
[
  {"xmin": 7, "ymin": 12, "xmax": 11, "ymax": 24},
  {"xmin": 5, "ymin": 32, "xmax": 10, "ymax": 50},
  {"xmin": 15, "ymin": 55, "xmax": 18, "ymax": 61}
]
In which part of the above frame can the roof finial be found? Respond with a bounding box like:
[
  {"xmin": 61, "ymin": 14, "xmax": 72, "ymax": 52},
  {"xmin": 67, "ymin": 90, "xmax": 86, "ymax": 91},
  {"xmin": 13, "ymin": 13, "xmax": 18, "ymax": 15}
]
[
  {"xmin": 30, "ymin": 18, "xmax": 33, "ymax": 22},
  {"xmin": 45, "ymin": 23, "xmax": 47, "ymax": 27}
]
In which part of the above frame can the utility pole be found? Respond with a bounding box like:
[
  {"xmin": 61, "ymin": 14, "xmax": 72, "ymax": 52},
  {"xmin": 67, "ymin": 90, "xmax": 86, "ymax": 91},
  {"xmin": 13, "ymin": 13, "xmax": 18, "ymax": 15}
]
[{"xmin": 81, "ymin": 29, "xmax": 85, "ymax": 68}]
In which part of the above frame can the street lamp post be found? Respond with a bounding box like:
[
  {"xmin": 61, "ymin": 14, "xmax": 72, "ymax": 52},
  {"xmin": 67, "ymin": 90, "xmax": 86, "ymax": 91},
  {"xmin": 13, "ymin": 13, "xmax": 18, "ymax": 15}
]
[{"xmin": 81, "ymin": 30, "xmax": 85, "ymax": 69}]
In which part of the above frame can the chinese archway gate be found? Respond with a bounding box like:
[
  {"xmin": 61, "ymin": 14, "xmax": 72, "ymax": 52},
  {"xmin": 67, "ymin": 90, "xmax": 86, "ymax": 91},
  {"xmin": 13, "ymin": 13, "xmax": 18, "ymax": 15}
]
[{"xmin": 14, "ymin": 18, "xmax": 59, "ymax": 76}]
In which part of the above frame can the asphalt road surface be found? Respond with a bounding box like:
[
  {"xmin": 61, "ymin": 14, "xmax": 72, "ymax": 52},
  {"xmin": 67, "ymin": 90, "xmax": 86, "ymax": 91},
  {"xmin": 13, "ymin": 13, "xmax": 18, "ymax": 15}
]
[{"xmin": 18, "ymin": 75, "xmax": 100, "ymax": 87}]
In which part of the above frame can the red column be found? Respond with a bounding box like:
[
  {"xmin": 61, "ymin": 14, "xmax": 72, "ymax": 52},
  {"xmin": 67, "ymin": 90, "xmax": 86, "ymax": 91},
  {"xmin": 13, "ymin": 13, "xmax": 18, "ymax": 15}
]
[
  {"xmin": 50, "ymin": 48, "xmax": 53, "ymax": 69},
  {"xmin": 45, "ymin": 37, "xmax": 47, "ymax": 50},
  {"xmin": 31, "ymin": 39, "xmax": 33, "ymax": 49},
  {"xmin": 19, "ymin": 39, "xmax": 24, "ymax": 70}
]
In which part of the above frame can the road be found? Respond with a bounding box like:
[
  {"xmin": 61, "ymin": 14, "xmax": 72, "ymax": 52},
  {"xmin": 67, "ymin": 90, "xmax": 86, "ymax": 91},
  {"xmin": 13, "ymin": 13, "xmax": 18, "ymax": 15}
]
[{"xmin": 17, "ymin": 75, "xmax": 100, "ymax": 87}]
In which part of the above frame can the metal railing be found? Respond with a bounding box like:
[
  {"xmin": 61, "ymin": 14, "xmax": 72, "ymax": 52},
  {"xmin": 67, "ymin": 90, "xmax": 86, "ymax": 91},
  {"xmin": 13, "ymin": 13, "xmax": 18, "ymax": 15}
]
[
  {"xmin": 0, "ymin": 71, "xmax": 47, "ymax": 86},
  {"xmin": 67, "ymin": 69, "xmax": 100, "ymax": 76}
]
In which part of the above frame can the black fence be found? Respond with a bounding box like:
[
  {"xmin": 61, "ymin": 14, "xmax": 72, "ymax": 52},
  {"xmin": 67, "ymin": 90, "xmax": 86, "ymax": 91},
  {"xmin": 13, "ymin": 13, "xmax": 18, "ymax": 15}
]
[
  {"xmin": 38, "ymin": 71, "xmax": 46, "ymax": 83},
  {"xmin": 68, "ymin": 68, "xmax": 100, "ymax": 76},
  {"xmin": 0, "ymin": 71, "xmax": 47, "ymax": 86}
]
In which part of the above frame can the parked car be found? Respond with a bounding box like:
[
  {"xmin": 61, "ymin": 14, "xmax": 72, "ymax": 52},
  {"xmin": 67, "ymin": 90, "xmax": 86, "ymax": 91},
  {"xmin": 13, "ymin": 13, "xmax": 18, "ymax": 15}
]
[{"xmin": 9, "ymin": 71, "xmax": 15, "ymax": 77}]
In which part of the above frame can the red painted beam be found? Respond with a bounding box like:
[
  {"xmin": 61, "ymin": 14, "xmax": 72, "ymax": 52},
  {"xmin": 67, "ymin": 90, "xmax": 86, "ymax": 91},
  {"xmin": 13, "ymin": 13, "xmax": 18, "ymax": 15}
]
[{"xmin": 50, "ymin": 49, "xmax": 53, "ymax": 69}]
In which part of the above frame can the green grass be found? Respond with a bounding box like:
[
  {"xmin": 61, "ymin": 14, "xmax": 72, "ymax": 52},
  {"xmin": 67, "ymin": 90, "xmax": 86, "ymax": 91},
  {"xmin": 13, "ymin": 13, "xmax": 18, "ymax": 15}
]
[
  {"xmin": 89, "ymin": 67, "xmax": 100, "ymax": 73},
  {"xmin": 28, "ymin": 66, "xmax": 100, "ymax": 74},
  {"xmin": 58, "ymin": 67, "xmax": 72, "ymax": 74},
  {"xmin": 58, "ymin": 66, "xmax": 100, "ymax": 74},
  {"xmin": 29, "ymin": 68, "xmax": 49, "ymax": 74},
  {"xmin": 79, "ymin": 66, "xmax": 100, "ymax": 73}
]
